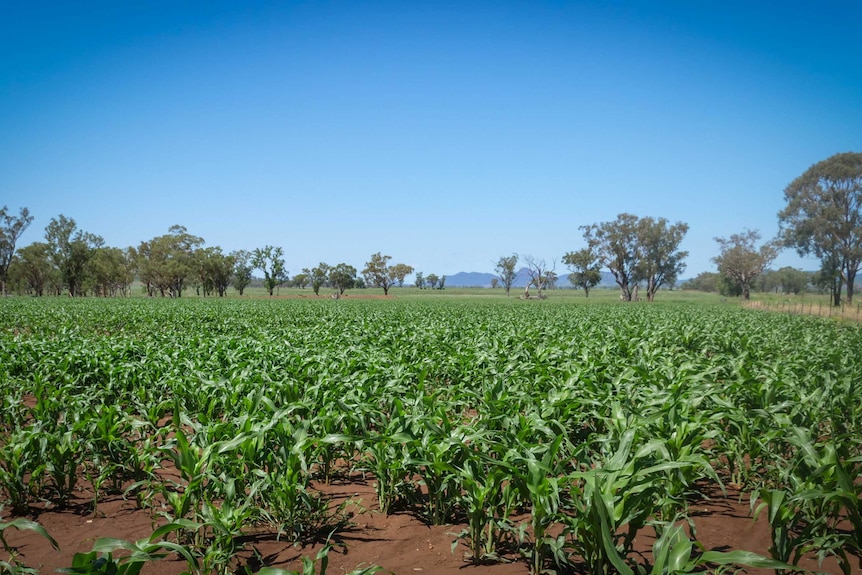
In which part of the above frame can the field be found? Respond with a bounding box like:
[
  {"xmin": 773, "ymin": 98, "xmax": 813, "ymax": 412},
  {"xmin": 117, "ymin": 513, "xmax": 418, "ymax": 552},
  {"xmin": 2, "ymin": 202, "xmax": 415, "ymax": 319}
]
[{"xmin": 1, "ymin": 296, "xmax": 861, "ymax": 574}]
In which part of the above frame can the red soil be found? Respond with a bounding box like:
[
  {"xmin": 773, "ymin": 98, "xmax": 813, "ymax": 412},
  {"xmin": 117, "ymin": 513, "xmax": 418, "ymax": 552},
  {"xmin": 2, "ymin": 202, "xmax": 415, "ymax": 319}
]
[{"xmin": 3, "ymin": 476, "xmax": 857, "ymax": 575}]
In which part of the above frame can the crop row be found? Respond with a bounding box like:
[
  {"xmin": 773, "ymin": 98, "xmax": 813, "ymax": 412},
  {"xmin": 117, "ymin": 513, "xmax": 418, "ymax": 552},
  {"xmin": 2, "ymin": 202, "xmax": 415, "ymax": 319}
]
[{"xmin": 1, "ymin": 298, "xmax": 861, "ymax": 574}]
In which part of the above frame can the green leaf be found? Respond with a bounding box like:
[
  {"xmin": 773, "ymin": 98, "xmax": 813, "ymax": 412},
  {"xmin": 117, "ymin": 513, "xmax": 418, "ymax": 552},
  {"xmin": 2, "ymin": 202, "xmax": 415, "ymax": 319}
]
[
  {"xmin": 0, "ymin": 517, "xmax": 59, "ymax": 551},
  {"xmin": 700, "ymin": 549, "xmax": 797, "ymax": 570}
]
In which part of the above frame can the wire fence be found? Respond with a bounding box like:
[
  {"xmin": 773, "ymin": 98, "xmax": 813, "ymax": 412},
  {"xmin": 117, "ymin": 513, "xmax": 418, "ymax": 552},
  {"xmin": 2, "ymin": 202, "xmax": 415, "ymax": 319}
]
[{"xmin": 742, "ymin": 299, "xmax": 862, "ymax": 321}]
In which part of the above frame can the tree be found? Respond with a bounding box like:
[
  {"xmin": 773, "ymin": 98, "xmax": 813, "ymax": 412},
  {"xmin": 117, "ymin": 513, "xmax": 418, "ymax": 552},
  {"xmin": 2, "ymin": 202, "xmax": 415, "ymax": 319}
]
[
  {"xmin": 362, "ymin": 252, "xmax": 410, "ymax": 296},
  {"xmin": 523, "ymin": 255, "xmax": 555, "ymax": 299},
  {"xmin": 292, "ymin": 273, "xmax": 310, "ymax": 289},
  {"xmin": 414, "ymin": 271, "xmax": 425, "ymax": 289},
  {"xmin": 426, "ymin": 273, "xmax": 439, "ymax": 290},
  {"xmin": 137, "ymin": 226, "xmax": 203, "ymax": 297},
  {"xmin": 634, "ymin": 217, "xmax": 689, "ymax": 302},
  {"xmin": 774, "ymin": 266, "xmax": 810, "ymax": 295},
  {"xmin": 231, "ymin": 250, "xmax": 253, "ymax": 296},
  {"xmin": 304, "ymin": 263, "xmax": 330, "ymax": 295},
  {"xmin": 45, "ymin": 215, "xmax": 104, "ymax": 296},
  {"xmin": 713, "ymin": 230, "xmax": 777, "ymax": 300},
  {"xmin": 252, "ymin": 246, "xmax": 288, "ymax": 296},
  {"xmin": 680, "ymin": 272, "xmax": 720, "ymax": 293},
  {"xmin": 812, "ymin": 255, "xmax": 842, "ymax": 301},
  {"xmin": 390, "ymin": 263, "xmax": 415, "ymax": 288},
  {"xmin": 231, "ymin": 250, "xmax": 253, "ymax": 295},
  {"xmin": 86, "ymin": 246, "xmax": 135, "ymax": 297},
  {"xmin": 495, "ymin": 254, "xmax": 518, "ymax": 297},
  {"xmin": 196, "ymin": 247, "xmax": 235, "ymax": 297},
  {"xmin": 438, "ymin": 275, "xmax": 446, "ymax": 290},
  {"xmin": 757, "ymin": 267, "xmax": 810, "ymax": 295},
  {"xmin": 582, "ymin": 214, "xmax": 641, "ymax": 301},
  {"xmin": 0, "ymin": 206, "xmax": 34, "ymax": 296},
  {"xmin": 490, "ymin": 277, "xmax": 499, "ymax": 289},
  {"xmin": 563, "ymin": 247, "xmax": 602, "ymax": 297},
  {"xmin": 9, "ymin": 242, "xmax": 53, "ymax": 296},
  {"xmin": 329, "ymin": 263, "xmax": 357, "ymax": 295},
  {"xmin": 779, "ymin": 152, "xmax": 862, "ymax": 305}
]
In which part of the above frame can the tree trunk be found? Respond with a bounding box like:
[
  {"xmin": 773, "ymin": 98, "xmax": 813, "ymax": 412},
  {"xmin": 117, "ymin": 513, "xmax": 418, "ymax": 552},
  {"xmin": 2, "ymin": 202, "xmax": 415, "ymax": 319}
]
[
  {"xmin": 617, "ymin": 282, "xmax": 631, "ymax": 301},
  {"xmin": 833, "ymin": 279, "xmax": 843, "ymax": 307},
  {"xmin": 742, "ymin": 283, "xmax": 751, "ymax": 300},
  {"xmin": 845, "ymin": 266, "xmax": 856, "ymax": 305}
]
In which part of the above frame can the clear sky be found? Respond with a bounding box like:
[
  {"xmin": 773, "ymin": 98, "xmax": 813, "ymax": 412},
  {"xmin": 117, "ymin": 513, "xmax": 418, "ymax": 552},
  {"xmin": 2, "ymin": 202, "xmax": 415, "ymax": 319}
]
[{"xmin": 2, "ymin": 1, "xmax": 860, "ymax": 278}]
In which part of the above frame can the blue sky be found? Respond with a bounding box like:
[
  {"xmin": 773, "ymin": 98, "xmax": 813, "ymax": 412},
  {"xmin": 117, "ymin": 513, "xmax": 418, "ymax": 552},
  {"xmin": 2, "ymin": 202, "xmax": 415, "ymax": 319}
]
[{"xmin": 2, "ymin": 1, "xmax": 860, "ymax": 278}]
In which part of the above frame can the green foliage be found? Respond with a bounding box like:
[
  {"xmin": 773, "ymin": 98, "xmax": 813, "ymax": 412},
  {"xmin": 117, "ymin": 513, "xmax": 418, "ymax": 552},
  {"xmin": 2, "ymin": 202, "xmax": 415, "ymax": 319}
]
[
  {"xmin": 563, "ymin": 247, "xmax": 602, "ymax": 296},
  {"xmin": 0, "ymin": 205, "xmax": 34, "ymax": 296},
  {"xmin": 495, "ymin": 254, "xmax": 518, "ymax": 296},
  {"xmin": 1, "ymin": 515, "xmax": 58, "ymax": 574},
  {"xmin": 779, "ymin": 151, "xmax": 862, "ymax": 304},
  {"xmin": 252, "ymin": 245, "xmax": 288, "ymax": 296},
  {"xmin": 713, "ymin": 229, "xmax": 777, "ymax": 300},
  {"xmin": 1, "ymin": 298, "xmax": 860, "ymax": 574}
]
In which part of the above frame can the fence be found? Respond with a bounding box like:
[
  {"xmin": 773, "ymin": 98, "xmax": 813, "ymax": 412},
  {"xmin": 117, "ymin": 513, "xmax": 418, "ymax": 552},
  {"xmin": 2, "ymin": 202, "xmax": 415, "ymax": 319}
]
[{"xmin": 742, "ymin": 299, "xmax": 862, "ymax": 321}]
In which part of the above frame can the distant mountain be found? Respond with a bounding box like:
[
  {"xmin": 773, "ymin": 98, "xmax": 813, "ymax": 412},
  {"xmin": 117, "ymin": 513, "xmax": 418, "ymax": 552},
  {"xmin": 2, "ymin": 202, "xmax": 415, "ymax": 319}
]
[
  {"xmin": 444, "ymin": 268, "xmax": 618, "ymax": 288},
  {"xmin": 444, "ymin": 271, "xmax": 496, "ymax": 287}
]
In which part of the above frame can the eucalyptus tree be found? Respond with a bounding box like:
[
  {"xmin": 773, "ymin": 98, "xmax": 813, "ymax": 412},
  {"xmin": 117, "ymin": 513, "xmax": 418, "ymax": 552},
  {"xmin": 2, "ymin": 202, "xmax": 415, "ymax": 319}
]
[
  {"xmin": 680, "ymin": 272, "xmax": 719, "ymax": 293},
  {"xmin": 137, "ymin": 226, "xmax": 204, "ymax": 297},
  {"xmin": 362, "ymin": 252, "xmax": 410, "ymax": 296},
  {"xmin": 230, "ymin": 250, "xmax": 253, "ymax": 296},
  {"xmin": 563, "ymin": 247, "xmax": 602, "ymax": 297},
  {"xmin": 85, "ymin": 246, "xmax": 136, "ymax": 297},
  {"xmin": 329, "ymin": 263, "xmax": 357, "ymax": 295},
  {"xmin": 9, "ymin": 242, "xmax": 53, "ymax": 296},
  {"xmin": 426, "ymin": 273, "xmax": 439, "ymax": 289},
  {"xmin": 197, "ymin": 247, "xmax": 235, "ymax": 297},
  {"xmin": 581, "ymin": 214, "xmax": 641, "ymax": 301},
  {"xmin": 495, "ymin": 254, "xmax": 518, "ymax": 297},
  {"xmin": 0, "ymin": 206, "xmax": 33, "ymax": 296},
  {"xmin": 45, "ymin": 215, "xmax": 104, "ymax": 296},
  {"xmin": 291, "ymin": 273, "xmax": 310, "ymax": 289},
  {"xmin": 634, "ymin": 217, "xmax": 689, "ymax": 301},
  {"xmin": 390, "ymin": 263, "xmax": 414, "ymax": 287},
  {"xmin": 811, "ymin": 254, "xmax": 843, "ymax": 304},
  {"xmin": 252, "ymin": 245, "xmax": 287, "ymax": 296},
  {"xmin": 523, "ymin": 255, "xmax": 554, "ymax": 298},
  {"xmin": 581, "ymin": 214, "xmax": 689, "ymax": 302},
  {"xmin": 713, "ymin": 230, "xmax": 777, "ymax": 300},
  {"xmin": 758, "ymin": 267, "xmax": 810, "ymax": 295},
  {"xmin": 779, "ymin": 152, "xmax": 862, "ymax": 305},
  {"xmin": 304, "ymin": 263, "xmax": 331, "ymax": 295},
  {"xmin": 414, "ymin": 271, "xmax": 426, "ymax": 289}
]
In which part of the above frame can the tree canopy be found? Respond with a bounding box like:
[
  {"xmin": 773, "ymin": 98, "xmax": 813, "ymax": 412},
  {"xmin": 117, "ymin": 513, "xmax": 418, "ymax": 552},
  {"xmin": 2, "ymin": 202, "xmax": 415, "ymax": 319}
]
[
  {"xmin": 0, "ymin": 206, "xmax": 34, "ymax": 296},
  {"xmin": 634, "ymin": 217, "xmax": 689, "ymax": 302},
  {"xmin": 779, "ymin": 152, "xmax": 862, "ymax": 305},
  {"xmin": 137, "ymin": 225, "xmax": 203, "ymax": 297},
  {"xmin": 45, "ymin": 215, "xmax": 104, "ymax": 297},
  {"xmin": 563, "ymin": 247, "xmax": 602, "ymax": 297},
  {"xmin": 362, "ymin": 252, "xmax": 411, "ymax": 296},
  {"xmin": 252, "ymin": 245, "xmax": 288, "ymax": 296},
  {"xmin": 495, "ymin": 254, "xmax": 518, "ymax": 297},
  {"xmin": 580, "ymin": 213, "xmax": 688, "ymax": 301},
  {"xmin": 713, "ymin": 230, "xmax": 777, "ymax": 300}
]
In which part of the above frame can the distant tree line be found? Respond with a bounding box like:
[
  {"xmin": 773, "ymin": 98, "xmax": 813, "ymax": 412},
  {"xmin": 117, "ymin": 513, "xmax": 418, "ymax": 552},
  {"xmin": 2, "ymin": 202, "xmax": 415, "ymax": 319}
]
[
  {"xmin": 2, "ymin": 152, "xmax": 860, "ymax": 303},
  {"xmin": 0, "ymin": 214, "xmax": 421, "ymax": 298}
]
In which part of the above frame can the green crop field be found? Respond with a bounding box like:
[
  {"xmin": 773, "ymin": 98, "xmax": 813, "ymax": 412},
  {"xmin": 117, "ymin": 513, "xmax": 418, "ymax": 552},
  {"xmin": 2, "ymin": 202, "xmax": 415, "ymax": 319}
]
[{"xmin": 1, "ymin": 297, "xmax": 861, "ymax": 574}]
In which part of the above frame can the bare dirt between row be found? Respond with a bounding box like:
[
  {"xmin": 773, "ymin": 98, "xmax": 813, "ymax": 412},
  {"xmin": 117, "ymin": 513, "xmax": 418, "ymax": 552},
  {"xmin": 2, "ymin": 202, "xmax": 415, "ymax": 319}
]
[{"xmin": 4, "ymin": 475, "xmax": 858, "ymax": 575}]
